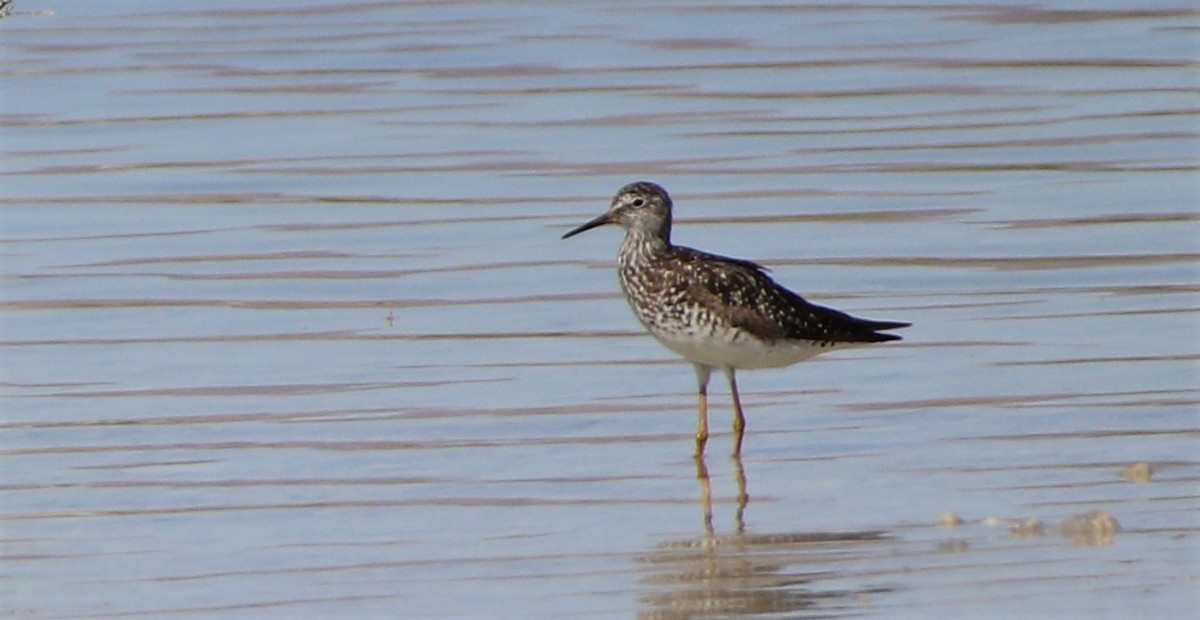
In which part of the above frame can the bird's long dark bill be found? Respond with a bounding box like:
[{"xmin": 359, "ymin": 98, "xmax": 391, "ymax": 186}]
[{"xmin": 561, "ymin": 213, "xmax": 611, "ymax": 239}]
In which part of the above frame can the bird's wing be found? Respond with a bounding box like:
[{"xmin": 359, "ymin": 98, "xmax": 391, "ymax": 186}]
[
  {"xmin": 670, "ymin": 247, "xmax": 791, "ymax": 340},
  {"xmin": 672, "ymin": 246, "xmax": 906, "ymax": 343}
]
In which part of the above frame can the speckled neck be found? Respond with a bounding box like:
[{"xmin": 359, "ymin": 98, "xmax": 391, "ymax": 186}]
[{"xmin": 617, "ymin": 227, "xmax": 670, "ymax": 270}]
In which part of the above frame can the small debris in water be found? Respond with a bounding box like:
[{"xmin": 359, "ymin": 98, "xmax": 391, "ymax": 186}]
[
  {"xmin": 998, "ymin": 510, "xmax": 1121, "ymax": 545},
  {"xmin": 981, "ymin": 517, "xmax": 1005, "ymax": 528},
  {"xmin": 1120, "ymin": 462, "xmax": 1153, "ymax": 483},
  {"xmin": 1010, "ymin": 517, "xmax": 1044, "ymax": 538},
  {"xmin": 1057, "ymin": 509, "xmax": 1120, "ymax": 546},
  {"xmin": 936, "ymin": 538, "xmax": 969, "ymax": 553},
  {"xmin": 935, "ymin": 511, "xmax": 964, "ymax": 528}
]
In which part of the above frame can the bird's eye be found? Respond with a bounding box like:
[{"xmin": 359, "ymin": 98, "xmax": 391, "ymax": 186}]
[{"xmin": 632, "ymin": 198, "xmax": 645, "ymax": 207}]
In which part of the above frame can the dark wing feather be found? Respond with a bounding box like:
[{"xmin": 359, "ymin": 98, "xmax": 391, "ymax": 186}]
[{"xmin": 670, "ymin": 246, "xmax": 909, "ymax": 343}]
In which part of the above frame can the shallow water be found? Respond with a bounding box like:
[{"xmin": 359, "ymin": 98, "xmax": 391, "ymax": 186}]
[{"xmin": 2, "ymin": 1, "xmax": 1198, "ymax": 618}]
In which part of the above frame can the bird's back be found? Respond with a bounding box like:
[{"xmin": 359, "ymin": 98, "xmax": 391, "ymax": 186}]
[{"xmin": 619, "ymin": 244, "xmax": 908, "ymax": 349}]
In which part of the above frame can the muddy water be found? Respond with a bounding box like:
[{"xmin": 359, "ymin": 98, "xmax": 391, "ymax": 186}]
[{"xmin": 2, "ymin": 1, "xmax": 1197, "ymax": 618}]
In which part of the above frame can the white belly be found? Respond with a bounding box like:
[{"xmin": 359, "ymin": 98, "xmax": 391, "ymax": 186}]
[{"xmin": 647, "ymin": 326, "xmax": 854, "ymax": 370}]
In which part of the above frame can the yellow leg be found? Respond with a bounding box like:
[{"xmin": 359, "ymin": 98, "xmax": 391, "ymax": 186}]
[
  {"xmin": 727, "ymin": 368, "xmax": 746, "ymax": 456},
  {"xmin": 693, "ymin": 365, "xmax": 712, "ymax": 457}
]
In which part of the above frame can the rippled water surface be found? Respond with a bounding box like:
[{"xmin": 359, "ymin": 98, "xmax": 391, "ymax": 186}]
[{"xmin": 2, "ymin": 1, "xmax": 1198, "ymax": 618}]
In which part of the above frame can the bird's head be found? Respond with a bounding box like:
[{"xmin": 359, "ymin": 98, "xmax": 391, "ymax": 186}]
[{"xmin": 562, "ymin": 181, "xmax": 673, "ymax": 241}]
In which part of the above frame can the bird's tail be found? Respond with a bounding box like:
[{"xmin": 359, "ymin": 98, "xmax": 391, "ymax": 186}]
[
  {"xmin": 860, "ymin": 319, "xmax": 910, "ymax": 342},
  {"xmin": 865, "ymin": 319, "xmax": 911, "ymax": 332}
]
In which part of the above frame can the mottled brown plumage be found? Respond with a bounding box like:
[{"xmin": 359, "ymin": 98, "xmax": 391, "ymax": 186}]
[{"xmin": 563, "ymin": 181, "xmax": 908, "ymax": 455}]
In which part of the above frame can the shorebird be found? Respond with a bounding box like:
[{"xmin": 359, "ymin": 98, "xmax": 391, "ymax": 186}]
[{"xmin": 562, "ymin": 181, "xmax": 909, "ymax": 456}]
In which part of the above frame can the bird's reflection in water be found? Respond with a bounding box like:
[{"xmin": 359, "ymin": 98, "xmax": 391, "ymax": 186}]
[
  {"xmin": 637, "ymin": 455, "xmax": 892, "ymax": 619},
  {"xmin": 695, "ymin": 455, "xmax": 748, "ymax": 537}
]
